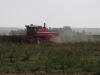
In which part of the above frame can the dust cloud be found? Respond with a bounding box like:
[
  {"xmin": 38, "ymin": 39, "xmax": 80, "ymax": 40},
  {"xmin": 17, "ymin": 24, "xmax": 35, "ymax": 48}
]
[{"xmin": 51, "ymin": 26, "xmax": 100, "ymax": 43}]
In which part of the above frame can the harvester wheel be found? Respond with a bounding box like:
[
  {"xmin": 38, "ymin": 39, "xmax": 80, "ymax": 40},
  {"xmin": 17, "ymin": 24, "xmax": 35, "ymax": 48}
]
[{"xmin": 37, "ymin": 38, "xmax": 43, "ymax": 44}]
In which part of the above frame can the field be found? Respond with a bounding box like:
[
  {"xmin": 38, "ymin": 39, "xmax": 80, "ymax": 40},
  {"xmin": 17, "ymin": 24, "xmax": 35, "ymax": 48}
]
[{"xmin": 0, "ymin": 41, "xmax": 100, "ymax": 75}]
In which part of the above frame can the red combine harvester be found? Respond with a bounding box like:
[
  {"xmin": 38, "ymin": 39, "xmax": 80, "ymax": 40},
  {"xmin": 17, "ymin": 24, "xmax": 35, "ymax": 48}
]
[
  {"xmin": 0, "ymin": 23, "xmax": 59, "ymax": 43},
  {"xmin": 25, "ymin": 23, "xmax": 58, "ymax": 43}
]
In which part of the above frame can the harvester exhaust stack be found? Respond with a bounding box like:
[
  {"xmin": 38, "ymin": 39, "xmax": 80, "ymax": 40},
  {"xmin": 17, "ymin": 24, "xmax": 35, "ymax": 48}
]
[{"xmin": 44, "ymin": 22, "xmax": 46, "ymax": 28}]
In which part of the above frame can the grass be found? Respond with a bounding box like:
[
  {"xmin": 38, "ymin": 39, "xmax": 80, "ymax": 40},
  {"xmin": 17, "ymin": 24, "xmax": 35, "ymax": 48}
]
[{"xmin": 0, "ymin": 41, "xmax": 100, "ymax": 75}]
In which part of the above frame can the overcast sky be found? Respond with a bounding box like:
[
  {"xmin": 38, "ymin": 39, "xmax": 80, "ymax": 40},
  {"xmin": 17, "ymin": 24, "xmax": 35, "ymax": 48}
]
[{"xmin": 0, "ymin": 0, "xmax": 100, "ymax": 28}]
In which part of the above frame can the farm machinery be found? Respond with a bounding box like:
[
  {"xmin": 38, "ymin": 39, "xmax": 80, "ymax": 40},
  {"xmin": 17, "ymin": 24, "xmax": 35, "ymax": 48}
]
[{"xmin": 0, "ymin": 23, "xmax": 59, "ymax": 43}]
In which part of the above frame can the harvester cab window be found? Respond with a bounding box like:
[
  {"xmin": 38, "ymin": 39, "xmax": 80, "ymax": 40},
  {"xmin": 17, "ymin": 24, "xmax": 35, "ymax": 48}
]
[{"xmin": 26, "ymin": 25, "xmax": 38, "ymax": 35}]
